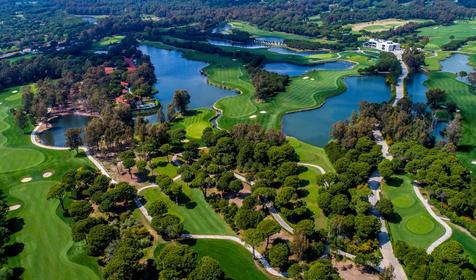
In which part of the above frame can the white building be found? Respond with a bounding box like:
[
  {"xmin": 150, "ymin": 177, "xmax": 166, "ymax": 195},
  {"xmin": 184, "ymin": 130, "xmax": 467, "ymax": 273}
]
[{"xmin": 366, "ymin": 39, "xmax": 400, "ymax": 52}]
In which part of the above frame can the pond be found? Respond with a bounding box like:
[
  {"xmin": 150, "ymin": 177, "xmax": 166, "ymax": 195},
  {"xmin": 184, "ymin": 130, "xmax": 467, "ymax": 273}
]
[
  {"xmin": 263, "ymin": 61, "xmax": 354, "ymax": 76},
  {"xmin": 440, "ymin": 54, "xmax": 474, "ymax": 84},
  {"xmin": 138, "ymin": 45, "xmax": 236, "ymax": 123},
  {"xmin": 282, "ymin": 76, "xmax": 391, "ymax": 146},
  {"xmin": 38, "ymin": 115, "xmax": 92, "ymax": 147},
  {"xmin": 406, "ymin": 72, "xmax": 428, "ymax": 104},
  {"xmin": 433, "ymin": 121, "xmax": 448, "ymax": 143}
]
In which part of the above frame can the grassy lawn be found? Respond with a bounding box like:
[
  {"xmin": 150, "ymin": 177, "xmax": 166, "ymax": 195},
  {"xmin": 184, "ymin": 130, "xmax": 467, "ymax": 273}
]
[
  {"xmin": 288, "ymin": 137, "xmax": 334, "ymax": 172},
  {"xmin": 350, "ymin": 18, "xmax": 430, "ymax": 33},
  {"xmin": 424, "ymin": 51, "xmax": 451, "ymax": 71},
  {"xmin": 172, "ymin": 108, "xmax": 215, "ymax": 140},
  {"xmin": 461, "ymin": 40, "xmax": 476, "ymax": 54},
  {"xmin": 186, "ymin": 239, "xmax": 271, "ymax": 280},
  {"xmin": 95, "ymin": 35, "xmax": 125, "ymax": 48},
  {"xmin": 152, "ymin": 157, "xmax": 178, "ymax": 178},
  {"xmin": 229, "ymin": 21, "xmax": 310, "ymax": 41},
  {"xmin": 418, "ymin": 20, "xmax": 476, "ymax": 50},
  {"xmin": 382, "ymin": 176, "xmax": 445, "ymax": 249},
  {"xmin": 0, "ymin": 87, "xmax": 100, "ymax": 279},
  {"xmin": 141, "ymin": 183, "xmax": 234, "ymax": 235},
  {"xmin": 299, "ymin": 167, "xmax": 328, "ymax": 229}
]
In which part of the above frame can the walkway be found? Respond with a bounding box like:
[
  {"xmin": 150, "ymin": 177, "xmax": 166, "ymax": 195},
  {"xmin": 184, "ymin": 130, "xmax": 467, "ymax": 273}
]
[
  {"xmin": 31, "ymin": 128, "xmax": 284, "ymax": 278},
  {"xmin": 371, "ymin": 130, "xmax": 407, "ymax": 280},
  {"xmin": 392, "ymin": 50, "xmax": 409, "ymax": 107},
  {"xmin": 412, "ymin": 185, "xmax": 452, "ymax": 254}
]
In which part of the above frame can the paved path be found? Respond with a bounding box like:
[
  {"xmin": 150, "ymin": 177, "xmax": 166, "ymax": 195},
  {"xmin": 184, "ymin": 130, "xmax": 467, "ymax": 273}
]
[
  {"xmin": 297, "ymin": 162, "xmax": 326, "ymax": 174},
  {"xmin": 413, "ymin": 185, "xmax": 452, "ymax": 254},
  {"xmin": 392, "ymin": 50, "xmax": 409, "ymax": 107},
  {"xmin": 371, "ymin": 130, "xmax": 407, "ymax": 280}
]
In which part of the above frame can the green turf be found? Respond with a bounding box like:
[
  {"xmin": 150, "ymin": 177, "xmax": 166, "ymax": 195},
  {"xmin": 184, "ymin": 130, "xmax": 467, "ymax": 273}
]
[
  {"xmin": 382, "ymin": 176, "xmax": 445, "ymax": 249},
  {"xmin": 172, "ymin": 108, "xmax": 215, "ymax": 140},
  {"xmin": 152, "ymin": 157, "xmax": 178, "ymax": 178},
  {"xmin": 424, "ymin": 51, "xmax": 451, "ymax": 71},
  {"xmin": 449, "ymin": 225, "xmax": 476, "ymax": 265},
  {"xmin": 0, "ymin": 87, "xmax": 101, "ymax": 279},
  {"xmin": 299, "ymin": 166, "xmax": 328, "ymax": 229},
  {"xmin": 97, "ymin": 35, "xmax": 125, "ymax": 47},
  {"xmin": 418, "ymin": 20, "xmax": 476, "ymax": 50},
  {"xmin": 288, "ymin": 137, "xmax": 335, "ymax": 172},
  {"xmin": 141, "ymin": 184, "xmax": 234, "ymax": 235},
  {"xmin": 188, "ymin": 239, "xmax": 270, "ymax": 280}
]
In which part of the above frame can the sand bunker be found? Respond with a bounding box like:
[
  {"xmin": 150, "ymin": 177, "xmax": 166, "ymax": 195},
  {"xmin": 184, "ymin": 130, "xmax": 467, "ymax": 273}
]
[
  {"xmin": 303, "ymin": 76, "xmax": 309, "ymax": 80},
  {"xmin": 471, "ymin": 160, "xmax": 476, "ymax": 165},
  {"xmin": 249, "ymin": 115, "xmax": 257, "ymax": 119},
  {"xmin": 9, "ymin": 204, "xmax": 21, "ymax": 211},
  {"xmin": 43, "ymin": 171, "xmax": 53, "ymax": 178},
  {"xmin": 12, "ymin": 90, "xmax": 18, "ymax": 93},
  {"xmin": 21, "ymin": 177, "xmax": 32, "ymax": 183},
  {"xmin": 311, "ymin": 78, "xmax": 315, "ymax": 81},
  {"xmin": 259, "ymin": 111, "xmax": 267, "ymax": 114}
]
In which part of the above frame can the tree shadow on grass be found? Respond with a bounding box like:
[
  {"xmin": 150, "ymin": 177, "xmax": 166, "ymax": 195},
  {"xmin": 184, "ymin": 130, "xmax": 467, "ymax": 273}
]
[
  {"xmin": 4, "ymin": 242, "xmax": 24, "ymax": 257},
  {"xmin": 386, "ymin": 212, "xmax": 402, "ymax": 224},
  {"xmin": 6, "ymin": 217, "xmax": 24, "ymax": 234},
  {"xmin": 185, "ymin": 201, "xmax": 197, "ymax": 209},
  {"xmin": 179, "ymin": 238, "xmax": 197, "ymax": 246},
  {"xmin": 386, "ymin": 176, "xmax": 403, "ymax": 187},
  {"xmin": 297, "ymin": 165, "xmax": 308, "ymax": 175}
]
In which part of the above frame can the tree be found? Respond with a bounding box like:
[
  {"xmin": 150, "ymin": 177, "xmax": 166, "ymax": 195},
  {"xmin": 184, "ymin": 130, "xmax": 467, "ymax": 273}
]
[
  {"xmin": 243, "ymin": 228, "xmax": 264, "ymax": 258},
  {"xmin": 157, "ymin": 244, "xmax": 197, "ymax": 279},
  {"xmin": 47, "ymin": 183, "xmax": 68, "ymax": 211},
  {"xmin": 86, "ymin": 224, "xmax": 118, "ymax": 256},
  {"xmin": 120, "ymin": 151, "xmax": 136, "ymax": 178},
  {"xmin": 378, "ymin": 159, "xmax": 394, "ymax": 180},
  {"xmin": 67, "ymin": 200, "xmax": 92, "ymax": 221},
  {"xmin": 156, "ymin": 102, "xmax": 166, "ymax": 123},
  {"xmin": 376, "ymin": 198, "xmax": 394, "ymax": 219},
  {"xmin": 468, "ymin": 72, "xmax": 476, "ymax": 87},
  {"xmin": 167, "ymin": 103, "xmax": 176, "ymax": 121},
  {"xmin": 151, "ymin": 214, "xmax": 183, "ymax": 239},
  {"xmin": 189, "ymin": 256, "xmax": 225, "ymax": 280},
  {"xmin": 14, "ymin": 110, "xmax": 27, "ymax": 129},
  {"xmin": 173, "ymin": 90, "xmax": 191, "ymax": 113},
  {"xmin": 268, "ymin": 243, "xmax": 289, "ymax": 269},
  {"xmin": 65, "ymin": 128, "xmax": 82, "ymax": 152},
  {"xmin": 426, "ymin": 88, "xmax": 446, "ymax": 109},
  {"xmin": 160, "ymin": 144, "xmax": 172, "ymax": 162},
  {"xmin": 304, "ymin": 260, "xmax": 340, "ymax": 280},
  {"xmin": 257, "ymin": 219, "xmax": 280, "ymax": 249},
  {"xmin": 234, "ymin": 208, "xmax": 265, "ymax": 230},
  {"xmin": 147, "ymin": 200, "xmax": 168, "ymax": 217},
  {"xmin": 292, "ymin": 230, "xmax": 310, "ymax": 261},
  {"xmin": 71, "ymin": 218, "xmax": 103, "ymax": 241}
]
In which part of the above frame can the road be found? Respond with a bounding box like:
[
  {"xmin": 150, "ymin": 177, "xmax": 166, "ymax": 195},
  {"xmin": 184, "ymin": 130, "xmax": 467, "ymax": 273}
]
[
  {"xmin": 371, "ymin": 130, "xmax": 407, "ymax": 280},
  {"xmin": 392, "ymin": 50, "xmax": 409, "ymax": 107}
]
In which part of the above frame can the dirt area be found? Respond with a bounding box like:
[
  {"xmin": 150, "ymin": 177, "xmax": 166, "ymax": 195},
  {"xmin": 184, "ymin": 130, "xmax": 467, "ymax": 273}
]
[
  {"xmin": 332, "ymin": 259, "xmax": 379, "ymax": 280},
  {"xmin": 351, "ymin": 18, "xmax": 415, "ymax": 32},
  {"xmin": 228, "ymin": 183, "xmax": 252, "ymax": 207},
  {"xmin": 96, "ymin": 155, "xmax": 150, "ymax": 188}
]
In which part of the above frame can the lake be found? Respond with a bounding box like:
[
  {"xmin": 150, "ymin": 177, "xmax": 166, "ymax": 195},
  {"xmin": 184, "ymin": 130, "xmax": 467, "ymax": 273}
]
[
  {"xmin": 263, "ymin": 61, "xmax": 354, "ymax": 76},
  {"xmin": 406, "ymin": 72, "xmax": 428, "ymax": 104},
  {"xmin": 138, "ymin": 45, "xmax": 236, "ymax": 122},
  {"xmin": 440, "ymin": 54, "xmax": 474, "ymax": 84},
  {"xmin": 282, "ymin": 76, "xmax": 391, "ymax": 146},
  {"xmin": 39, "ymin": 115, "xmax": 92, "ymax": 147},
  {"xmin": 433, "ymin": 121, "xmax": 448, "ymax": 143}
]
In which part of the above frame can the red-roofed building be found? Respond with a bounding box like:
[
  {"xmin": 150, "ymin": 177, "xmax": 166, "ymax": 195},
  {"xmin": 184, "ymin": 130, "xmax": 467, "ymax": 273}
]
[
  {"xmin": 104, "ymin": 67, "xmax": 115, "ymax": 75},
  {"xmin": 115, "ymin": 95, "xmax": 130, "ymax": 104},
  {"xmin": 120, "ymin": 81, "xmax": 129, "ymax": 87},
  {"xmin": 124, "ymin": 57, "xmax": 137, "ymax": 72},
  {"xmin": 122, "ymin": 89, "xmax": 128, "ymax": 94}
]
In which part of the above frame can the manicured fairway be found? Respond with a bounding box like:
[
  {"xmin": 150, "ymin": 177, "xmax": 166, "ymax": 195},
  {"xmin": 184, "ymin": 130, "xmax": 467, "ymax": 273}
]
[
  {"xmin": 299, "ymin": 166, "xmax": 328, "ymax": 229},
  {"xmin": 230, "ymin": 21, "xmax": 311, "ymax": 41},
  {"xmin": 172, "ymin": 108, "xmax": 215, "ymax": 140},
  {"xmin": 0, "ymin": 87, "xmax": 100, "ymax": 279},
  {"xmin": 141, "ymin": 184, "xmax": 234, "ymax": 235},
  {"xmin": 450, "ymin": 225, "xmax": 476, "ymax": 265},
  {"xmin": 418, "ymin": 20, "xmax": 476, "ymax": 50},
  {"xmin": 350, "ymin": 18, "xmax": 429, "ymax": 33},
  {"xmin": 382, "ymin": 176, "xmax": 445, "ymax": 249},
  {"xmin": 189, "ymin": 239, "xmax": 270, "ymax": 280},
  {"xmin": 288, "ymin": 137, "xmax": 334, "ymax": 172},
  {"xmin": 97, "ymin": 35, "xmax": 125, "ymax": 47},
  {"xmin": 152, "ymin": 156, "xmax": 178, "ymax": 178}
]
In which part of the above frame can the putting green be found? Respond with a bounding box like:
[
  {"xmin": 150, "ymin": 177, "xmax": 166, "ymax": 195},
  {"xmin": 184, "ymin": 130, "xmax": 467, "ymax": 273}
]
[
  {"xmin": 406, "ymin": 215, "xmax": 435, "ymax": 235},
  {"xmin": 0, "ymin": 148, "xmax": 45, "ymax": 173},
  {"xmin": 391, "ymin": 194, "xmax": 415, "ymax": 208}
]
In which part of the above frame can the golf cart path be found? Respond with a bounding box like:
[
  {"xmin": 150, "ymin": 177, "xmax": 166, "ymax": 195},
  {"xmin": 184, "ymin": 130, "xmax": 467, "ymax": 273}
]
[
  {"xmin": 413, "ymin": 185, "xmax": 452, "ymax": 254},
  {"xmin": 31, "ymin": 129, "xmax": 284, "ymax": 278},
  {"xmin": 392, "ymin": 50, "xmax": 409, "ymax": 107},
  {"xmin": 371, "ymin": 130, "xmax": 407, "ymax": 280}
]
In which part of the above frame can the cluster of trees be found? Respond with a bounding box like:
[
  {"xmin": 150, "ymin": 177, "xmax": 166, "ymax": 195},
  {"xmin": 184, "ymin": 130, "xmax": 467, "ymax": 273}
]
[
  {"xmin": 359, "ymin": 52, "xmax": 402, "ymax": 85},
  {"xmin": 320, "ymin": 137, "xmax": 382, "ymax": 260},
  {"xmin": 249, "ymin": 68, "xmax": 289, "ymax": 100},
  {"xmin": 395, "ymin": 240, "xmax": 476, "ymax": 279},
  {"xmin": 47, "ymin": 167, "xmax": 153, "ymax": 279},
  {"xmin": 284, "ymin": 39, "xmax": 340, "ymax": 51},
  {"xmin": 0, "ymin": 190, "xmax": 23, "ymax": 279},
  {"xmin": 442, "ymin": 36, "xmax": 476, "ymax": 51},
  {"xmin": 402, "ymin": 47, "xmax": 425, "ymax": 73}
]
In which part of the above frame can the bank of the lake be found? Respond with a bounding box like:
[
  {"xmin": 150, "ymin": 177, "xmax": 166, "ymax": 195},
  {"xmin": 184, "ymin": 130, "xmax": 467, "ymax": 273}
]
[{"xmin": 38, "ymin": 115, "xmax": 92, "ymax": 147}]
